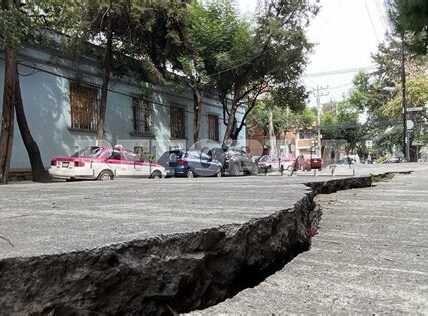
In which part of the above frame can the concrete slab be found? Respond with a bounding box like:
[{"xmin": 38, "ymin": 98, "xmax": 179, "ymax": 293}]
[
  {"xmin": 0, "ymin": 163, "xmax": 424, "ymax": 259},
  {"xmin": 192, "ymin": 165, "xmax": 428, "ymax": 315}
]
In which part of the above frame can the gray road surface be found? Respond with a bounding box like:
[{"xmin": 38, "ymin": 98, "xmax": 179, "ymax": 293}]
[
  {"xmin": 192, "ymin": 165, "xmax": 428, "ymax": 314},
  {"xmin": 0, "ymin": 163, "xmax": 425, "ymax": 260}
]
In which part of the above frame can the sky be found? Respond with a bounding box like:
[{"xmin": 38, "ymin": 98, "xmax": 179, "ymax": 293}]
[{"xmin": 236, "ymin": 0, "xmax": 390, "ymax": 107}]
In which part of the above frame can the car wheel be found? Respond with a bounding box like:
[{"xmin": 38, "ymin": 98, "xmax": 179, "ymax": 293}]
[
  {"xmin": 230, "ymin": 163, "xmax": 240, "ymax": 176},
  {"xmin": 97, "ymin": 170, "xmax": 114, "ymax": 181},
  {"xmin": 150, "ymin": 170, "xmax": 162, "ymax": 179},
  {"xmin": 187, "ymin": 169, "xmax": 194, "ymax": 178}
]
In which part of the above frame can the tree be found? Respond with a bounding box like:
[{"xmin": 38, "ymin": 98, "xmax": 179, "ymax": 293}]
[
  {"xmin": 171, "ymin": 1, "xmax": 212, "ymax": 145},
  {"xmin": 219, "ymin": 0, "xmax": 317, "ymax": 143},
  {"xmin": 187, "ymin": 0, "xmax": 316, "ymax": 144},
  {"xmin": 320, "ymin": 100, "xmax": 366, "ymax": 155},
  {"xmin": 382, "ymin": 71, "xmax": 428, "ymax": 118},
  {"xmin": 65, "ymin": 0, "xmax": 191, "ymax": 142},
  {"xmin": 250, "ymin": 100, "xmax": 316, "ymax": 137},
  {"xmin": 388, "ymin": 0, "xmax": 428, "ymax": 55},
  {"xmin": 0, "ymin": 0, "xmax": 16, "ymax": 184},
  {"xmin": 248, "ymin": 97, "xmax": 316, "ymax": 155},
  {"xmin": 0, "ymin": 0, "xmax": 61, "ymax": 183}
]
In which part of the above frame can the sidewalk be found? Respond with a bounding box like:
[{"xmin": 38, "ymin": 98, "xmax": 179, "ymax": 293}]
[{"xmin": 193, "ymin": 168, "xmax": 428, "ymax": 314}]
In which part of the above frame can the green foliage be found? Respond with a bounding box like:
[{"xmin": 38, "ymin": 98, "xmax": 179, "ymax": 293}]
[
  {"xmin": 249, "ymin": 98, "xmax": 316, "ymax": 136},
  {"xmin": 388, "ymin": 0, "xmax": 428, "ymax": 55},
  {"xmin": 320, "ymin": 100, "xmax": 365, "ymax": 153},
  {"xmin": 341, "ymin": 34, "xmax": 428, "ymax": 155},
  {"xmin": 0, "ymin": 0, "xmax": 70, "ymax": 50},
  {"xmin": 383, "ymin": 72, "xmax": 428, "ymax": 118}
]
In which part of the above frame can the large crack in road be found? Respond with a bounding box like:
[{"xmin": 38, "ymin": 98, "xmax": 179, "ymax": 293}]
[
  {"xmin": 0, "ymin": 173, "xmax": 387, "ymax": 315},
  {"xmin": 192, "ymin": 169, "xmax": 428, "ymax": 315}
]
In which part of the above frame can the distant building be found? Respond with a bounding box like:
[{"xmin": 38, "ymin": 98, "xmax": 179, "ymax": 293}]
[{"xmin": 295, "ymin": 129, "xmax": 318, "ymax": 156}]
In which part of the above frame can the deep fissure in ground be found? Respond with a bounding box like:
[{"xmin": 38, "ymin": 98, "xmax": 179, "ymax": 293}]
[{"xmin": 0, "ymin": 175, "xmax": 380, "ymax": 315}]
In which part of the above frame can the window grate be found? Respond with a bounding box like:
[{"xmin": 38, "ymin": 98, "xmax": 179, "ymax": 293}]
[
  {"xmin": 132, "ymin": 98, "xmax": 154, "ymax": 136},
  {"xmin": 70, "ymin": 83, "xmax": 99, "ymax": 131},
  {"xmin": 208, "ymin": 114, "xmax": 219, "ymax": 141},
  {"xmin": 170, "ymin": 106, "xmax": 185, "ymax": 139}
]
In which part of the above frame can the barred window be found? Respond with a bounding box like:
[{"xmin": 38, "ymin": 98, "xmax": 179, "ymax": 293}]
[
  {"xmin": 208, "ymin": 114, "xmax": 219, "ymax": 141},
  {"xmin": 70, "ymin": 83, "xmax": 98, "ymax": 131},
  {"xmin": 132, "ymin": 98, "xmax": 154, "ymax": 136},
  {"xmin": 170, "ymin": 106, "xmax": 186, "ymax": 139}
]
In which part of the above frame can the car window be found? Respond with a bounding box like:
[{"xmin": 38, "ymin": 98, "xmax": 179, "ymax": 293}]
[
  {"xmin": 110, "ymin": 149, "xmax": 123, "ymax": 160},
  {"xmin": 200, "ymin": 152, "xmax": 211, "ymax": 160},
  {"xmin": 123, "ymin": 149, "xmax": 141, "ymax": 162},
  {"xmin": 72, "ymin": 146, "xmax": 103, "ymax": 158},
  {"xmin": 187, "ymin": 151, "xmax": 200, "ymax": 159},
  {"xmin": 259, "ymin": 156, "xmax": 269, "ymax": 162}
]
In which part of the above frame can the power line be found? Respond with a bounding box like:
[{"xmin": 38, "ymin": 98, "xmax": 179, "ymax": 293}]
[
  {"xmin": 328, "ymin": 82, "xmax": 353, "ymax": 90},
  {"xmin": 303, "ymin": 66, "xmax": 377, "ymax": 78},
  {"xmin": 375, "ymin": 0, "xmax": 389, "ymax": 33},
  {"xmin": 364, "ymin": 0, "xmax": 380, "ymax": 43},
  {"xmin": 2, "ymin": 57, "xmax": 248, "ymax": 124}
]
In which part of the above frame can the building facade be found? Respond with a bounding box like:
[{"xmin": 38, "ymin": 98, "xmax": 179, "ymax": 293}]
[{"xmin": 0, "ymin": 45, "xmax": 246, "ymax": 171}]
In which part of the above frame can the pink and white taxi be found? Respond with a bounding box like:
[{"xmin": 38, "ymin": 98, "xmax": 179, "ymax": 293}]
[{"xmin": 49, "ymin": 145, "xmax": 166, "ymax": 180}]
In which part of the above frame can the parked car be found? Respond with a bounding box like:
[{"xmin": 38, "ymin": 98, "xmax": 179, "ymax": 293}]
[
  {"xmin": 389, "ymin": 155, "xmax": 404, "ymax": 163},
  {"xmin": 49, "ymin": 145, "xmax": 166, "ymax": 180},
  {"xmin": 335, "ymin": 157, "xmax": 355, "ymax": 165},
  {"xmin": 209, "ymin": 147, "xmax": 258, "ymax": 176},
  {"xmin": 257, "ymin": 155, "xmax": 294, "ymax": 173},
  {"xmin": 295, "ymin": 154, "xmax": 323, "ymax": 171},
  {"xmin": 157, "ymin": 150, "xmax": 222, "ymax": 178}
]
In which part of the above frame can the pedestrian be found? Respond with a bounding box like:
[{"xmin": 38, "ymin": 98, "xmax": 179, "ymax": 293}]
[
  {"xmin": 367, "ymin": 154, "xmax": 372, "ymax": 164},
  {"xmin": 330, "ymin": 149, "xmax": 336, "ymax": 164},
  {"xmin": 347, "ymin": 156, "xmax": 352, "ymax": 168}
]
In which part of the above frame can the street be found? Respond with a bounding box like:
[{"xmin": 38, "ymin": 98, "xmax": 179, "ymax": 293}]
[
  {"xmin": 192, "ymin": 165, "xmax": 428, "ymax": 314},
  {"xmin": 1, "ymin": 163, "xmax": 427, "ymax": 314}
]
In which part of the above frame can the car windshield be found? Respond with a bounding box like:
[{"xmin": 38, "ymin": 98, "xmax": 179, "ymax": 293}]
[
  {"xmin": 157, "ymin": 151, "xmax": 184, "ymax": 164},
  {"xmin": 71, "ymin": 146, "xmax": 103, "ymax": 158},
  {"xmin": 259, "ymin": 156, "xmax": 269, "ymax": 162}
]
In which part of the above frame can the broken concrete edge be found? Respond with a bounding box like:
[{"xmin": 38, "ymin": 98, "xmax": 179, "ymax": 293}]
[
  {"xmin": 370, "ymin": 170, "xmax": 411, "ymax": 183},
  {"xmin": 0, "ymin": 173, "xmax": 398, "ymax": 315}
]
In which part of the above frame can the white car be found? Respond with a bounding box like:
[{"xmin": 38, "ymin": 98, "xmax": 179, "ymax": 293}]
[
  {"xmin": 257, "ymin": 155, "xmax": 294, "ymax": 173},
  {"xmin": 49, "ymin": 145, "xmax": 166, "ymax": 180}
]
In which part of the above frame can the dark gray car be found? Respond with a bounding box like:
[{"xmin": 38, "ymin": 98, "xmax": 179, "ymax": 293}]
[
  {"xmin": 157, "ymin": 150, "xmax": 222, "ymax": 178},
  {"xmin": 209, "ymin": 148, "xmax": 258, "ymax": 176}
]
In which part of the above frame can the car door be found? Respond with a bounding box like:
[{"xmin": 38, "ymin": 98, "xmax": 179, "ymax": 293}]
[
  {"xmin": 122, "ymin": 149, "xmax": 150, "ymax": 177},
  {"xmin": 186, "ymin": 151, "xmax": 204, "ymax": 176},
  {"xmin": 106, "ymin": 148, "xmax": 126, "ymax": 177},
  {"xmin": 199, "ymin": 152, "xmax": 219, "ymax": 176},
  {"xmin": 240, "ymin": 150, "xmax": 252, "ymax": 171}
]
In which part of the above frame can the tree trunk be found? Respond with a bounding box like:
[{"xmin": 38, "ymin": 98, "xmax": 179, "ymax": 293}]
[
  {"xmin": 223, "ymin": 92, "xmax": 240, "ymax": 145},
  {"xmin": 192, "ymin": 86, "xmax": 203, "ymax": 148},
  {"xmin": 96, "ymin": 18, "xmax": 113, "ymax": 144},
  {"xmin": 268, "ymin": 109, "xmax": 277, "ymax": 156},
  {"xmin": 14, "ymin": 65, "xmax": 50, "ymax": 182},
  {"xmin": 0, "ymin": 48, "xmax": 16, "ymax": 184}
]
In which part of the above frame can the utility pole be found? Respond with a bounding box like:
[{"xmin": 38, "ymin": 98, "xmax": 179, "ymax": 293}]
[
  {"xmin": 400, "ymin": 34, "xmax": 410, "ymax": 162},
  {"xmin": 315, "ymin": 85, "xmax": 329, "ymax": 158}
]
